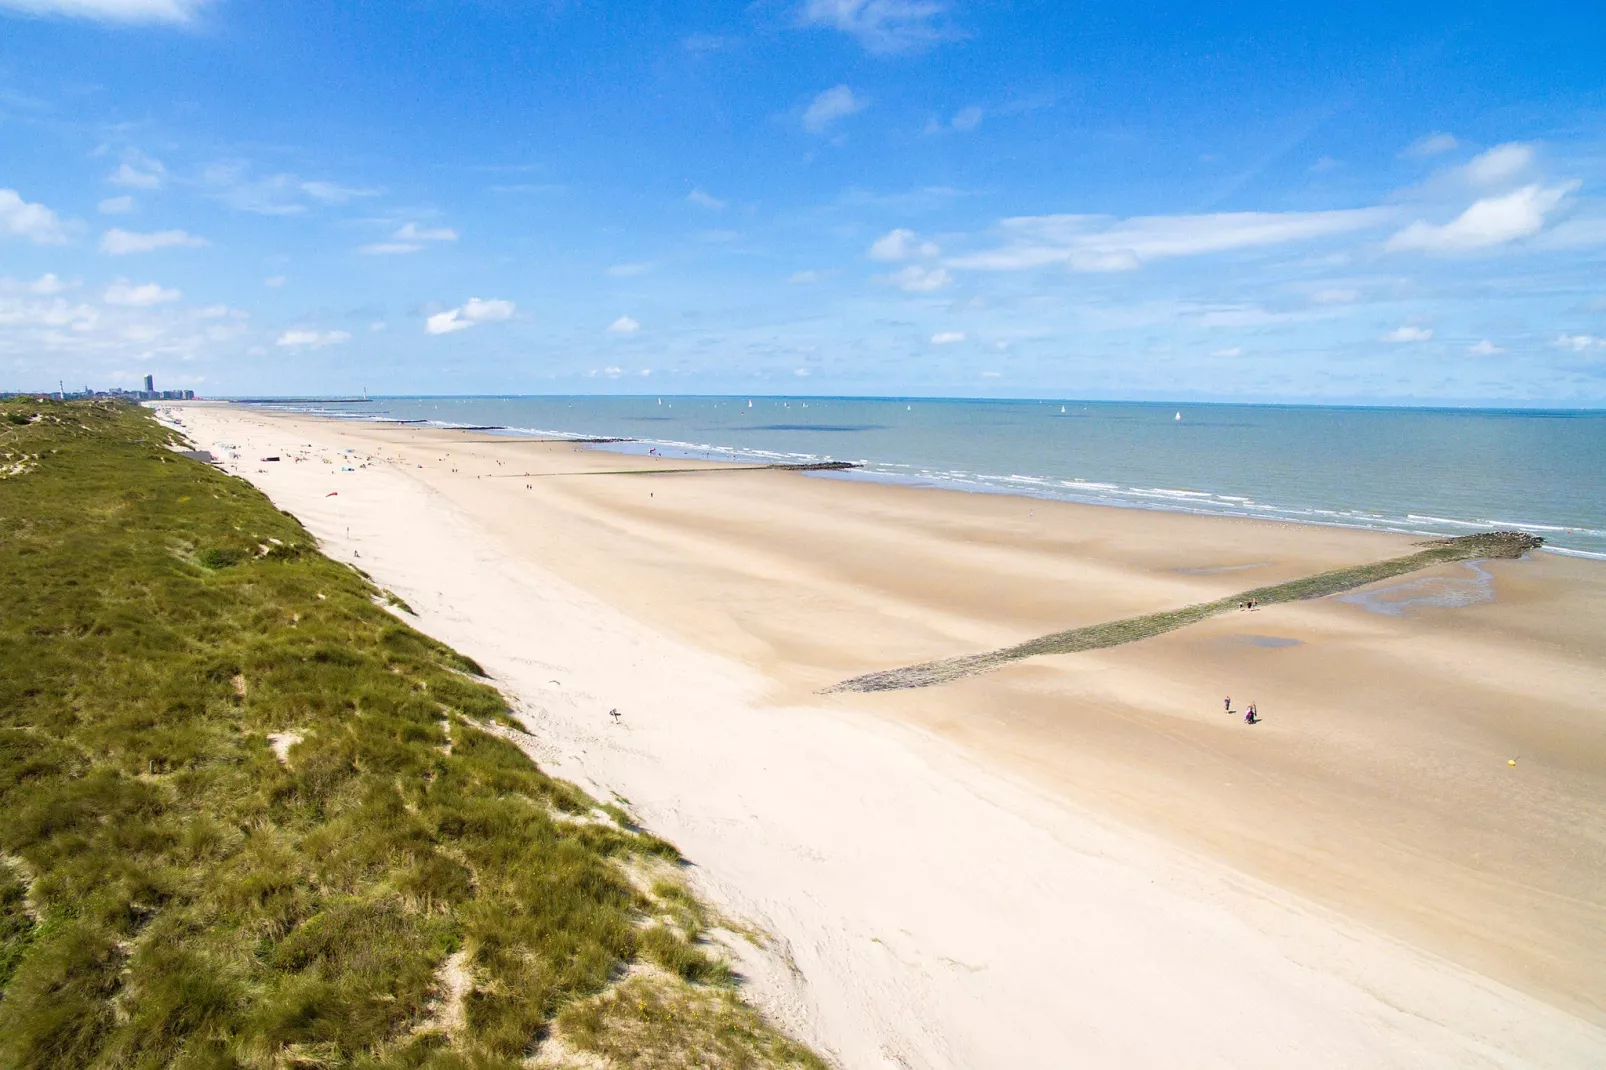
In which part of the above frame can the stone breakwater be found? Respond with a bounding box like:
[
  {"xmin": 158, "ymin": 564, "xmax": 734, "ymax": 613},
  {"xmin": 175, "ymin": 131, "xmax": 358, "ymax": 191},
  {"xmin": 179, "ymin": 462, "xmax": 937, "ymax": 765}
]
[{"xmin": 827, "ymin": 532, "xmax": 1545, "ymax": 693}]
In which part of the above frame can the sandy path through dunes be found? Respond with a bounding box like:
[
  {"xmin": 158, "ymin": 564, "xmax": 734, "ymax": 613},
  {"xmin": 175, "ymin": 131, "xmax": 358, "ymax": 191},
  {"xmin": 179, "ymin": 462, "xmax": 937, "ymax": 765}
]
[{"xmin": 165, "ymin": 404, "xmax": 1606, "ymax": 1068}]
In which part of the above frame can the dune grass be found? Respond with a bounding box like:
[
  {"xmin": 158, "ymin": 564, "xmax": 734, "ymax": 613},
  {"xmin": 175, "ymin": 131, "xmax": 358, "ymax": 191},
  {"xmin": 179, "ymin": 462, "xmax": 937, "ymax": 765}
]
[
  {"xmin": 829, "ymin": 530, "xmax": 1543, "ymax": 693},
  {"xmin": 0, "ymin": 400, "xmax": 820, "ymax": 1069}
]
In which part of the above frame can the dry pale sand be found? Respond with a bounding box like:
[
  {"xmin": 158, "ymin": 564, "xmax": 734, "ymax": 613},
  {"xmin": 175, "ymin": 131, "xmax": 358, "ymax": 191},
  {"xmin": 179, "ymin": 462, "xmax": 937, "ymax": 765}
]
[{"xmin": 163, "ymin": 403, "xmax": 1606, "ymax": 1068}]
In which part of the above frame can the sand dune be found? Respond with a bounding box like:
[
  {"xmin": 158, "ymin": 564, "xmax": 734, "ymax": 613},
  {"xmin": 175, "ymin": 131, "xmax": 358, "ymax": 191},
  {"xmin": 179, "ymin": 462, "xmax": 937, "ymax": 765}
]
[{"xmin": 162, "ymin": 403, "xmax": 1606, "ymax": 1068}]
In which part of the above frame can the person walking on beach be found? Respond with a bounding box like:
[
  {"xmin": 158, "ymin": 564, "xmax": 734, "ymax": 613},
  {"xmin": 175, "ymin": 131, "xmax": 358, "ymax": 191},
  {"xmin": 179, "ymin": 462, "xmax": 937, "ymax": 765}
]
[
  {"xmin": 1245, "ymin": 704, "xmax": 1259, "ymax": 725},
  {"xmin": 1225, "ymin": 695, "xmax": 1232, "ymax": 714}
]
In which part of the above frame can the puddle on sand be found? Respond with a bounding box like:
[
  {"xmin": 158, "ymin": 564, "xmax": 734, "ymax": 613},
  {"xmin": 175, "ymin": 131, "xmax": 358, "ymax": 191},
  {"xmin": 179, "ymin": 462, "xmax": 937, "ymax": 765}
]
[
  {"xmin": 1237, "ymin": 635, "xmax": 1303, "ymax": 648},
  {"xmin": 1338, "ymin": 561, "xmax": 1495, "ymax": 618}
]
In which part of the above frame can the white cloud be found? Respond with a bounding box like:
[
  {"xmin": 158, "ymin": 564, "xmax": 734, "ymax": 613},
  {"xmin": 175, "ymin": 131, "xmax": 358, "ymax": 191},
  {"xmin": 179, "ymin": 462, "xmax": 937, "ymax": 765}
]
[
  {"xmin": 24, "ymin": 273, "xmax": 70, "ymax": 295},
  {"xmin": 1311, "ymin": 288, "xmax": 1359, "ymax": 304},
  {"xmin": 1386, "ymin": 182, "xmax": 1576, "ymax": 253},
  {"xmin": 276, "ymin": 329, "xmax": 350, "ymax": 349},
  {"xmin": 869, "ymin": 227, "xmax": 940, "ymax": 261},
  {"xmin": 800, "ymin": 0, "xmax": 949, "ymax": 53},
  {"xmin": 803, "ymin": 85, "xmax": 866, "ymax": 134},
  {"xmin": 359, "ymin": 221, "xmax": 458, "ymax": 255},
  {"xmin": 930, "ymin": 330, "xmax": 965, "ymax": 344},
  {"xmin": 886, "ymin": 265, "xmax": 950, "ymax": 292},
  {"xmin": 104, "ymin": 279, "xmax": 180, "ymax": 306},
  {"xmin": 950, "ymin": 105, "xmax": 982, "ymax": 132},
  {"xmin": 108, "ymin": 152, "xmax": 166, "ymax": 190},
  {"xmin": 0, "ymin": 188, "xmax": 68, "ymax": 245},
  {"xmin": 100, "ymin": 228, "xmax": 208, "ymax": 255},
  {"xmin": 953, "ymin": 207, "xmax": 1392, "ymax": 272},
  {"xmin": 789, "ymin": 270, "xmax": 819, "ymax": 284},
  {"xmin": 98, "ymin": 195, "xmax": 135, "ymax": 215},
  {"xmin": 1384, "ymin": 325, "xmax": 1433, "ymax": 343},
  {"xmin": 1469, "ymin": 339, "xmax": 1504, "ymax": 355},
  {"xmin": 394, "ymin": 221, "xmax": 457, "ymax": 242},
  {"xmin": 0, "ymin": 0, "xmax": 211, "ymax": 22},
  {"xmin": 686, "ymin": 188, "xmax": 726, "ymax": 210},
  {"xmin": 1554, "ymin": 333, "xmax": 1605, "ymax": 353},
  {"xmin": 425, "ymin": 297, "xmax": 515, "ymax": 335},
  {"xmin": 299, "ymin": 180, "xmax": 378, "ymax": 205},
  {"xmin": 1211, "ymin": 346, "xmax": 1244, "ymax": 357},
  {"xmin": 607, "ymin": 262, "xmax": 651, "ymax": 277},
  {"xmin": 607, "ymin": 315, "xmax": 641, "ymax": 334},
  {"xmin": 263, "ymin": 275, "xmax": 286, "ymax": 288},
  {"xmin": 1462, "ymin": 142, "xmax": 1534, "ymax": 186},
  {"xmin": 1402, "ymin": 132, "xmax": 1459, "ymax": 158},
  {"xmin": 202, "ymin": 162, "xmax": 380, "ymax": 216}
]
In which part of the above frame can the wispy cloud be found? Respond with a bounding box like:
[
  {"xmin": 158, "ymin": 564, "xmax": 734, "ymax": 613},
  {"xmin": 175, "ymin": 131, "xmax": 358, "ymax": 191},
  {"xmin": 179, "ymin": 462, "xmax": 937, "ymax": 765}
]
[
  {"xmin": 1469, "ymin": 339, "xmax": 1504, "ymax": 355},
  {"xmin": 359, "ymin": 221, "xmax": 458, "ymax": 255},
  {"xmin": 951, "ymin": 208, "xmax": 1392, "ymax": 272},
  {"xmin": 1401, "ymin": 132, "xmax": 1459, "ymax": 158},
  {"xmin": 803, "ymin": 85, "xmax": 865, "ymax": 134},
  {"xmin": 885, "ymin": 264, "xmax": 950, "ymax": 291},
  {"xmin": 1461, "ymin": 142, "xmax": 1534, "ymax": 186},
  {"xmin": 1554, "ymin": 333, "xmax": 1604, "ymax": 353},
  {"xmin": 606, "ymin": 262, "xmax": 651, "ymax": 277},
  {"xmin": 930, "ymin": 330, "xmax": 965, "ymax": 344},
  {"xmin": 0, "ymin": 188, "xmax": 67, "ymax": 244},
  {"xmin": 926, "ymin": 105, "xmax": 982, "ymax": 134},
  {"xmin": 98, "ymin": 195, "xmax": 135, "ymax": 215},
  {"xmin": 606, "ymin": 315, "xmax": 641, "ymax": 334},
  {"xmin": 203, "ymin": 162, "xmax": 380, "ymax": 216},
  {"xmin": 99, "ymin": 227, "xmax": 208, "ymax": 255},
  {"xmin": 1386, "ymin": 182, "xmax": 1576, "ymax": 253},
  {"xmin": 686, "ymin": 188, "xmax": 726, "ymax": 210},
  {"xmin": 425, "ymin": 297, "xmax": 515, "ymax": 335},
  {"xmin": 0, "ymin": 0, "xmax": 213, "ymax": 23},
  {"xmin": 104, "ymin": 279, "xmax": 180, "ymax": 306},
  {"xmin": 107, "ymin": 149, "xmax": 166, "ymax": 189},
  {"xmin": 1383, "ymin": 325, "xmax": 1433, "ymax": 342},
  {"xmin": 799, "ymin": 0, "xmax": 952, "ymax": 54},
  {"xmin": 868, "ymin": 228, "xmax": 940, "ymax": 261},
  {"xmin": 276, "ymin": 328, "xmax": 350, "ymax": 349}
]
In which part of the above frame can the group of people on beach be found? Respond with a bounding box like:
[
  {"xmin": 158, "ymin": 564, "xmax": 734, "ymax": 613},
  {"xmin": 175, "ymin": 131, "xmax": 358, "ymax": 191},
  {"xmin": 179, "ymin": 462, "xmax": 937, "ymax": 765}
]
[
  {"xmin": 1224, "ymin": 696, "xmax": 1260, "ymax": 724},
  {"xmin": 1236, "ymin": 599, "xmax": 1259, "ymax": 611}
]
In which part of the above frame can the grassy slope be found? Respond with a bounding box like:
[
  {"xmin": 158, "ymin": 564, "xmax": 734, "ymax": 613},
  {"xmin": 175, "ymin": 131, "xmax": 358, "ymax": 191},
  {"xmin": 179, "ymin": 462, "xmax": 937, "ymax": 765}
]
[
  {"xmin": 831, "ymin": 531, "xmax": 1542, "ymax": 692},
  {"xmin": 0, "ymin": 401, "xmax": 820, "ymax": 1070}
]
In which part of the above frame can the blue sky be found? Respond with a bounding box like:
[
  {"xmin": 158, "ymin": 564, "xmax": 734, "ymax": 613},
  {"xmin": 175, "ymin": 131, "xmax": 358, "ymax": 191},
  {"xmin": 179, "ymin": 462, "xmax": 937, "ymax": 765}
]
[{"xmin": 1, "ymin": 1, "xmax": 1604, "ymax": 404}]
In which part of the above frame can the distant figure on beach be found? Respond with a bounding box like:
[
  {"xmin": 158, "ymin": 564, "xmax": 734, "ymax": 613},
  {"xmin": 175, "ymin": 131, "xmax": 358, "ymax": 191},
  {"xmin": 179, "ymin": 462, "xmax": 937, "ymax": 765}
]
[
  {"xmin": 1224, "ymin": 696, "xmax": 1232, "ymax": 713},
  {"xmin": 609, "ymin": 708, "xmax": 621, "ymax": 724},
  {"xmin": 1245, "ymin": 705, "xmax": 1259, "ymax": 725}
]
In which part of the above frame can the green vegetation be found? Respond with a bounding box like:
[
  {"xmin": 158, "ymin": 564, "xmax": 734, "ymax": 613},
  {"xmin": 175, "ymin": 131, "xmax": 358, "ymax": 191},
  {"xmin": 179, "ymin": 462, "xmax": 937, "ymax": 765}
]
[
  {"xmin": 0, "ymin": 400, "xmax": 820, "ymax": 1069},
  {"xmin": 830, "ymin": 530, "xmax": 1544, "ymax": 692}
]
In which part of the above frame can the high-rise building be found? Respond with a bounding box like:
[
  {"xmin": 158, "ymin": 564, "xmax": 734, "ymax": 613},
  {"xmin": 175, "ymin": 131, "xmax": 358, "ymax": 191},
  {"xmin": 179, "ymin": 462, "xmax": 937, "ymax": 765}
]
[{"xmin": 143, "ymin": 374, "xmax": 155, "ymax": 393}]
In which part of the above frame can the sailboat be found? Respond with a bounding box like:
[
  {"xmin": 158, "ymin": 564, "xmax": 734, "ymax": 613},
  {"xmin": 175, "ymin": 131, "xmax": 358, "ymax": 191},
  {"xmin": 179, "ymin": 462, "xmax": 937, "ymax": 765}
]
[
  {"xmin": 1175, "ymin": 411, "xmax": 1182, "ymax": 421},
  {"xmin": 1060, "ymin": 406, "xmax": 1066, "ymax": 414}
]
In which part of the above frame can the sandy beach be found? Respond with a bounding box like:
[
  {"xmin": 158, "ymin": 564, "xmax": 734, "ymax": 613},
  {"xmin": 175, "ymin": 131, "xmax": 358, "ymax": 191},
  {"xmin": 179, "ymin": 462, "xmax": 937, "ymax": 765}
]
[{"xmin": 161, "ymin": 402, "xmax": 1606, "ymax": 1068}]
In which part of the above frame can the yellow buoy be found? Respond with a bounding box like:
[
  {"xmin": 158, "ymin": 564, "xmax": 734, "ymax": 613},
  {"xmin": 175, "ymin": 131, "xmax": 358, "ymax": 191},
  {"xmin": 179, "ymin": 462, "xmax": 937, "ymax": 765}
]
[{"xmin": 1507, "ymin": 759, "xmax": 1517, "ymax": 766}]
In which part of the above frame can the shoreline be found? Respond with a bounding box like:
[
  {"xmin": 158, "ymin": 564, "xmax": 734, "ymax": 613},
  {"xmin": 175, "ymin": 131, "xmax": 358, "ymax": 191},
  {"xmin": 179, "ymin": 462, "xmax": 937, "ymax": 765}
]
[
  {"xmin": 237, "ymin": 401, "xmax": 1606, "ymax": 561},
  {"xmin": 158, "ymin": 401, "xmax": 1606, "ymax": 1066}
]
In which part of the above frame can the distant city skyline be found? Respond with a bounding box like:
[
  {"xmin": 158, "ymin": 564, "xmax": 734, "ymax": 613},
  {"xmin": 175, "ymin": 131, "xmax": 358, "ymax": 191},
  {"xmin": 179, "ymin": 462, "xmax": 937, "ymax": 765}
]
[{"xmin": 1, "ymin": 1, "xmax": 1604, "ymax": 405}]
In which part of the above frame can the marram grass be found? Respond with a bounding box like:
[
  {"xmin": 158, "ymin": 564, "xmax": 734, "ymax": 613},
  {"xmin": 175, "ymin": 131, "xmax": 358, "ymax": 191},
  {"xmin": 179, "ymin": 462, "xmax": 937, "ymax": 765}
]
[{"xmin": 0, "ymin": 401, "xmax": 821, "ymax": 1070}]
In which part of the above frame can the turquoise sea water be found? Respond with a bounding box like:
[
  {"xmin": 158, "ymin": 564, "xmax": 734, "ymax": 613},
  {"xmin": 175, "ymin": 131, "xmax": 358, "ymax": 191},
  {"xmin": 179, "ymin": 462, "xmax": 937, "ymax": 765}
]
[{"xmin": 252, "ymin": 396, "xmax": 1606, "ymax": 560}]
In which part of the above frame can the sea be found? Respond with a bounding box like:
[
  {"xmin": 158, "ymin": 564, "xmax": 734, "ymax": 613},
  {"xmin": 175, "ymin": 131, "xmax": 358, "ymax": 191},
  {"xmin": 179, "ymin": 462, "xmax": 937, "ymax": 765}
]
[{"xmin": 245, "ymin": 396, "xmax": 1606, "ymax": 561}]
